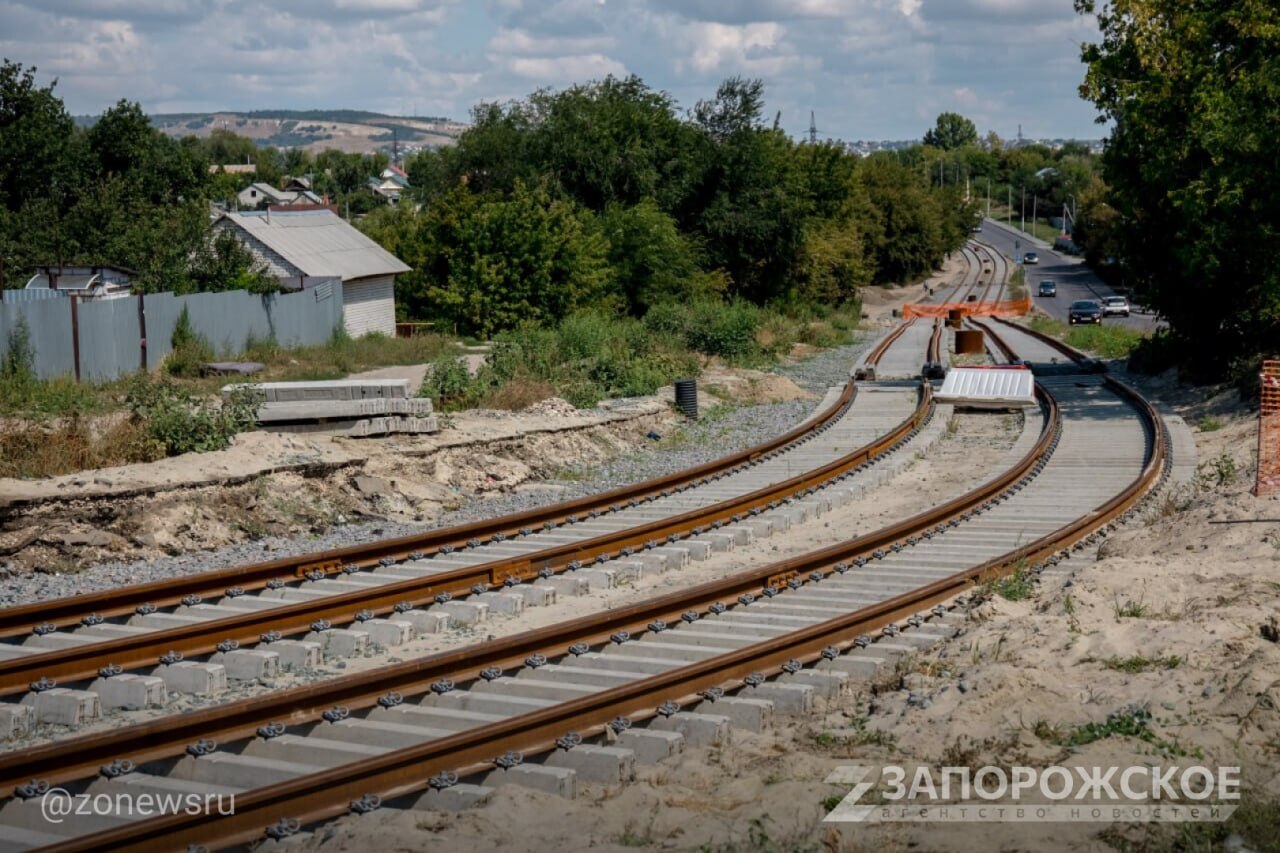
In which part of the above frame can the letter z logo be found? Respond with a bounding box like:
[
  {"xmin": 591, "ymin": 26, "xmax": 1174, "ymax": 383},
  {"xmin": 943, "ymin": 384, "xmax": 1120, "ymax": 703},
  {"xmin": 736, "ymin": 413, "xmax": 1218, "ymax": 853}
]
[{"xmin": 823, "ymin": 765, "xmax": 880, "ymax": 822}]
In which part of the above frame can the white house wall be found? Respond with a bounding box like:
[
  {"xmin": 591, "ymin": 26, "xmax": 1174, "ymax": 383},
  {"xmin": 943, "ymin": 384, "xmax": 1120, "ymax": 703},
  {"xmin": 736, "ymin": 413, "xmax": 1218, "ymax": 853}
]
[{"xmin": 342, "ymin": 275, "xmax": 396, "ymax": 337}]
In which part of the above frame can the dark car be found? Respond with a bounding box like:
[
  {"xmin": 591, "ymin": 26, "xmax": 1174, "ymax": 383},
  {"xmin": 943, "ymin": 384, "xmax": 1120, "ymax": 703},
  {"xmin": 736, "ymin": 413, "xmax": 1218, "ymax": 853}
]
[
  {"xmin": 1069, "ymin": 299, "xmax": 1103, "ymax": 325},
  {"xmin": 1039, "ymin": 280, "xmax": 1057, "ymax": 297},
  {"xmin": 1023, "ymin": 251, "xmax": 1039, "ymax": 265}
]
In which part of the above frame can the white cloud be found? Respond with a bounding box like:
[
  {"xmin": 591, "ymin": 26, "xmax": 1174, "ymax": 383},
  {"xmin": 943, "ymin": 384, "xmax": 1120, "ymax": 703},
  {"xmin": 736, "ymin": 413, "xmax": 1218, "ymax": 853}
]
[
  {"xmin": 0, "ymin": 0, "xmax": 1106, "ymax": 138},
  {"xmin": 507, "ymin": 53, "xmax": 626, "ymax": 80}
]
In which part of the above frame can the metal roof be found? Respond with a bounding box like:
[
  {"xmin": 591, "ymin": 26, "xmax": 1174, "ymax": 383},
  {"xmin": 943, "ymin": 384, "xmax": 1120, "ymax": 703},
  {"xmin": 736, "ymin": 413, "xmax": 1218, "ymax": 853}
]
[
  {"xmin": 219, "ymin": 210, "xmax": 411, "ymax": 282},
  {"xmin": 936, "ymin": 366, "xmax": 1036, "ymax": 408}
]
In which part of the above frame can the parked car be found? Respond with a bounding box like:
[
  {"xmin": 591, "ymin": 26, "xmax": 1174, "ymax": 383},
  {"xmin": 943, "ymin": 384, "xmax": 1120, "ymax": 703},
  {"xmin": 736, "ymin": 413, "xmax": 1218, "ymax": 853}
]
[
  {"xmin": 1023, "ymin": 251, "xmax": 1039, "ymax": 265},
  {"xmin": 1069, "ymin": 299, "xmax": 1103, "ymax": 325},
  {"xmin": 1100, "ymin": 295, "xmax": 1130, "ymax": 317},
  {"xmin": 972, "ymin": 223, "xmax": 983, "ymax": 233},
  {"xmin": 1038, "ymin": 280, "xmax": 1057, "ymax": 297}
]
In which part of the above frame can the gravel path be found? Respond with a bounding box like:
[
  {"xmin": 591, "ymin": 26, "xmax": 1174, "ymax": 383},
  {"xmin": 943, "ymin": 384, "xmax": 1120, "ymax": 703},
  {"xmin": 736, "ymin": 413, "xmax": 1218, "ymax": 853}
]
[{"xmin": 0, "ymin": 335, "xmax": 877, "ymax": 607}]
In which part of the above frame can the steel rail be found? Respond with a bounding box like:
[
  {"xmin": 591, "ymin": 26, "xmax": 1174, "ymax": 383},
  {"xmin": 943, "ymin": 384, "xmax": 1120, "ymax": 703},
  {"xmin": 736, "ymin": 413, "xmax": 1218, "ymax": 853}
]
[
  {"xmin": 941, "ymin": 244, "xmax": 978, "ymax": 304},
  {"xmin": 0, "ymin": 325, "xmax": 939, "ymax": 694},
  {"xmin": 990, "ymin": 315, "xmax": 1097, "ymax": 363},
  {"xmin": 0, "ymin": 353, "xmax": 1040, "ymax": 803},
  {"xmin": 975, "ymin": 243, "xmax": 999, "ymax": 304},
  {"xmin": 44, "ymin": 361, "xmax": 1169, "ymax": 853},
  {"xmin": 0, "ymin": 337, "xmax": 881, "ymax": 640}
]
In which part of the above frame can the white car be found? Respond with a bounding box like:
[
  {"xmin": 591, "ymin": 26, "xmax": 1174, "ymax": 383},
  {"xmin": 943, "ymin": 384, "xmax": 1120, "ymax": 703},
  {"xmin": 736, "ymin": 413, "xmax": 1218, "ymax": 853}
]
[{"xmin": 1100, "ymin": 295, "xmax": 1130, "ymax": 317}]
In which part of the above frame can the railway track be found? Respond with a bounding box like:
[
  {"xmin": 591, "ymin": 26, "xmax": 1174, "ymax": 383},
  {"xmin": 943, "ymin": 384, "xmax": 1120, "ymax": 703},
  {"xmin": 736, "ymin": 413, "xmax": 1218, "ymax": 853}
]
[
  {"xmin": 0, "ymin": 325, "xmax": 943, "ymax": 702},
  {"xmin": 0, "ymin": 318, "xmax": 1173, "ymax": 852}
]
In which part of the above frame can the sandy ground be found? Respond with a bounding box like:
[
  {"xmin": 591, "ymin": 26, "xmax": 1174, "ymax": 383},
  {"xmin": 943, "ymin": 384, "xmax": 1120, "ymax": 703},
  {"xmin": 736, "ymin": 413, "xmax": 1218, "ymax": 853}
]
[{"xmin": 293, "ymin": 386, "xmax": 1280, "ymax": 853}]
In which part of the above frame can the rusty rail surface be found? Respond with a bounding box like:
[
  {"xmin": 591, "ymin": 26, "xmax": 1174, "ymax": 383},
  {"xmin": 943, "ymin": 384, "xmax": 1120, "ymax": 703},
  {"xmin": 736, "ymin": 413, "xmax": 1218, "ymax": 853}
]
[
  {"xmin": 0, "ymin": 369, "xmax": 1044, "ymax": 798},
  {"xmin": 0, "ymin": 324, "xmax": 938, "ymax": 694},
  {"xmin": 40, "ymin": 356, "xmax": 1169, "ymax": 853},
  {"xmin": 0, "ymin": 323, "xmax": 931, "ymax": 643}
]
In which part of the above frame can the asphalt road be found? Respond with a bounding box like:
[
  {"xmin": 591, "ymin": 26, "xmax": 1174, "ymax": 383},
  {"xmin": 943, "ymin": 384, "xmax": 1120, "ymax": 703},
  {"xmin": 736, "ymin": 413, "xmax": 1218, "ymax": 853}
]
[{"xmin": 975, "ymin": 218, "xmax": 1161, "ymax": 333}]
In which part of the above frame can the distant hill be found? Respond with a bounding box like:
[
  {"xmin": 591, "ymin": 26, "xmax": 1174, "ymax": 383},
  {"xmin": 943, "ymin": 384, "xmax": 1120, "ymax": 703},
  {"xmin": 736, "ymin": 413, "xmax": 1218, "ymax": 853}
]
[{"xmin": 76, "ymin": 109, "xmax": 466, "ymax": 155}]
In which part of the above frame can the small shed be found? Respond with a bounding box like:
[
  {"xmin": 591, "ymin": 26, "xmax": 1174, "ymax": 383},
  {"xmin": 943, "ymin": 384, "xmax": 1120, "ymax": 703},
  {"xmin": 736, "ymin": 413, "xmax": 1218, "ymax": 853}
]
[
  {"xmin": 23, "ymin": 264, "xmax": 134, "ymax": 301},
  {"xmin": 215, "ymin": 209, "xmax": 410, "ymax": 337}
]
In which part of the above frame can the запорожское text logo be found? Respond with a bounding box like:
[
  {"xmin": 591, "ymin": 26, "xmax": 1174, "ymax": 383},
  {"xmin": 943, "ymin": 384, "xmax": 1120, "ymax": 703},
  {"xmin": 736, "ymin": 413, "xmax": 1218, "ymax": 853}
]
[{"xmin": 823, "ymin": 764, "xmax": 1240, "ymax": 823}]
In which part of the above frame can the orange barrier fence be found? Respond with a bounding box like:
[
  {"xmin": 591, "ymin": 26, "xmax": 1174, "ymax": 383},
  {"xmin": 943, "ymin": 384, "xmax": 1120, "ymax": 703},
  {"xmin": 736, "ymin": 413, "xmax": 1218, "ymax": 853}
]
[
  {"xmin": 1257, "ymin": 359, "xmax": 1279, "ymax": 497},
  {"xmin": 903, "ymin": 298, "xmax": 1032, "ymax": 319}
]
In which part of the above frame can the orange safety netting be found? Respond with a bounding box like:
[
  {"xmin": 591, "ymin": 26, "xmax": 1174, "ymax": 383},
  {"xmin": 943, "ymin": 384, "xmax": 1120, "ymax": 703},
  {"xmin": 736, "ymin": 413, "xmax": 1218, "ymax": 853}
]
[
  {"xmin": 902, "ymin": 297, "xmax": 1033, "ymax": 319},
  {"xmin": 1257, "ymin": 359, "xmax": 1280, "ymax": 497}
]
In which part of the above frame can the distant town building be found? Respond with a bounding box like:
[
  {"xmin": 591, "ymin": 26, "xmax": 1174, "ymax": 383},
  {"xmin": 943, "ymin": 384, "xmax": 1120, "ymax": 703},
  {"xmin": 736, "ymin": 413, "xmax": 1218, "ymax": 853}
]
[
  {"xmin": 210, "ymin": 163, "xmax": 257, "ymax": 175},
  {"xmin": 368, "ymin": 164, "xmax": 410, "ymax": 205},
  {"xmin": 236, "ymin": 182, "xmax": 322, "ymax": 209},
  {"xmin": 214, "ymin": 209, "xmax": 410, "ymax": 337},
  {"xmin": 22, "ymin": 264, "xmax": 134, "ymax": 301}
]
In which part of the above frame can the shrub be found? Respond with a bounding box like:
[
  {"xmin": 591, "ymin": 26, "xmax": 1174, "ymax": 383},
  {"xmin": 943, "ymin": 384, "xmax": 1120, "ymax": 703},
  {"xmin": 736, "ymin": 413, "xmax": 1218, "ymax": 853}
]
[
  {"xmin": 642, "ymin": 302, "xmax": 689, "ymax": 337},
  {"xmin": 126, "ymin": 375, "xmax": 259, "ymax": 457},
  {"xmin": 1, "ymin": 317, "xmax": 35, "ymax": 384},
  {"xmin": 418, "ymin": 355, "xmax": 475, "ymax": 410},
  {"xmin": 165, "ymin": 307, "xmax": 214, "ymax": 378},
  {"xmin": 686, "ymin": 300, "xmax": 761, "ymax": 361}
]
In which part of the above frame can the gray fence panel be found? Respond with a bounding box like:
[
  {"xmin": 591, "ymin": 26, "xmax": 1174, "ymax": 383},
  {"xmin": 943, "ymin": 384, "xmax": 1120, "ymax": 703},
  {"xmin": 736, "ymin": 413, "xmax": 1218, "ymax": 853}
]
[
  {"xmin": 1, "ymin": 289, "xmax": 62, "ymax": 305},
  {"xmin": 141, "ymin": 292, "xmax": 181, "ymax": 372},
  {"xmin": 0, "ymin": 298, "xmax": 76, "ymax": 380},
  {"xmin": 8, "ymin": 284, "xmax": 348, "ymax": 383},
  {"xmin": 77, "ymin": 297, "xmax": 143, "ymax": 382},
  {"xmin": 268, "ymin": 281, "xmax": 343, "ymax": 348}
]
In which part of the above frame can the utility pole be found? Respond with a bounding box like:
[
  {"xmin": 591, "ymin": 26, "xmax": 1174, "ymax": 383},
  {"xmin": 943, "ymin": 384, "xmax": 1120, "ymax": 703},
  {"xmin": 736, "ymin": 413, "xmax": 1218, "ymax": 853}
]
[
  {"xmin": 1032, "ymin": 193, "xmax": 1037, "ymax": 234},
  {"xmin": 1007, "ymin": 185, "xmax": 1011, "ymax": 226},
  {"xmin": 808, "ymin": 111, "xmax": 817, "ymax": 145},
  {"xmin": 1020, "ymin": 186, "xmax": 1025, "ymax": 234},
  {"xmin": 986, "ymin": 178, "xmax": 991, "ymax": 219}
]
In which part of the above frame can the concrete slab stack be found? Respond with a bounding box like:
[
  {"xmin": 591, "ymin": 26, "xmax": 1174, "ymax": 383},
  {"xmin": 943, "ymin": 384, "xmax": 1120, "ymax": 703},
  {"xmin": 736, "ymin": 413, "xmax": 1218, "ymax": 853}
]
[{"xmin": 221, "ymin": 379, "xmax": 438, "ymax": 437}]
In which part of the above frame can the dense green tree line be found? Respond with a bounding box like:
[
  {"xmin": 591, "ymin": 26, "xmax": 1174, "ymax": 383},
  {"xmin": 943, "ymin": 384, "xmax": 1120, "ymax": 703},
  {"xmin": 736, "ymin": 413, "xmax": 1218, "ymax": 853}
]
[
  {"xmin": 360, "ymin": 76, "xmax": 976, "ymax": 335},
  {"xmin": 1074, "ymin": 0, "xmax": 1279, "ymax": 378}
]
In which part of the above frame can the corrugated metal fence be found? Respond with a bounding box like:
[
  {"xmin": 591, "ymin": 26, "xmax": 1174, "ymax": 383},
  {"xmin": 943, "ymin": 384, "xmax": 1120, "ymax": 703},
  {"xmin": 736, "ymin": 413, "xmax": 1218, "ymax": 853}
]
[{"xmin": 0, "ymin": 284, "xmax": 344, "ymax": 382}]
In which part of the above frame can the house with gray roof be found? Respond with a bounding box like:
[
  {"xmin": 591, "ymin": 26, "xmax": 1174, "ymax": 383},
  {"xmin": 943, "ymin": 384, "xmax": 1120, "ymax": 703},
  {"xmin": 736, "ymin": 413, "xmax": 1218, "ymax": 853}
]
[{"xmin": 215, "ymin": 209, "xmax": 410, "ymax": 337}]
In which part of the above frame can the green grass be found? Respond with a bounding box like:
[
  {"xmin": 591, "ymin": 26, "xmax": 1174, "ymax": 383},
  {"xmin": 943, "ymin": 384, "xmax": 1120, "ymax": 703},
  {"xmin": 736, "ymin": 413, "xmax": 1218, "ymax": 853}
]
[
  {"xmin": 1053, "ymin": 705, "xmax": 1201, "ymax": 760},
  {"xmin": 987, "ymin": 204, "xmax": 1064, "ymax": 244},
  {"xmin": 975, "ymin": 566, "xmax": 1036, "ymax": 602},
  {"xmin": 1027, "ymin": 313, "xmax": 1147, "ymax": 360},
  {"xmin": 1196, "ymin": 414, "xmax": 1224, "ymax": 432},
  {"xmin": 1087, "ymin": 654, "xmax": 1183, "ymax": 673}
]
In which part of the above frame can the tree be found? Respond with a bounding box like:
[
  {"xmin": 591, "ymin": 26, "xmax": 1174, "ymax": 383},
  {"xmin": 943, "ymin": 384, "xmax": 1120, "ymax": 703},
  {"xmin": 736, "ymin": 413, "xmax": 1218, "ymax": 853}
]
[
  {"xmin": 598, "ymin": 199, "xmax": 702, "ymax": 313},
  {"xmin": 392, "ymin": 182, "xmax": 616, "ymax": 335},
  {"xmin": 1076, "ymin": 0, "xmax": 1280, "ymax": 374},
  {"xmin": 0, "ymin": 60, "xmax": 77, "ymax": 213},
  {"xmin": 923, "ymin": 112, "xmax": 978, "ymax": 150}
]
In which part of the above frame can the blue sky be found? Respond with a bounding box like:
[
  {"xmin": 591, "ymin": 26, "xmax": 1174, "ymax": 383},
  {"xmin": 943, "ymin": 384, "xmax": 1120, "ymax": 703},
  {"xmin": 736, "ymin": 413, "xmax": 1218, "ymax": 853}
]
[{"xmin": 0, "ymin": 0, "xmax": 1106, "ymax": 141}]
